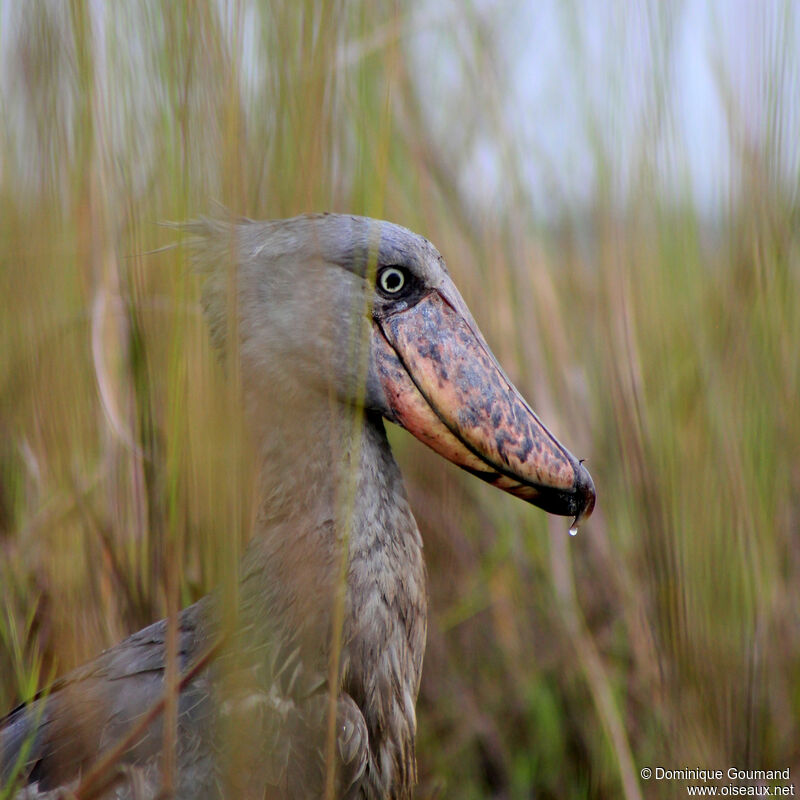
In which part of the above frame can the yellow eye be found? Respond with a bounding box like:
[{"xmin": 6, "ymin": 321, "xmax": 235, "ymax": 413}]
[{"xmin": 379, "ymin": 267, "xmax": 406, "ymax": 294}]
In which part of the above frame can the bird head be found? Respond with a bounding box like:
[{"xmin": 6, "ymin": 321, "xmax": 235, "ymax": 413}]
[{"xmin": 187, "ymin": 213, "xmax": 595, "ymax": 527}]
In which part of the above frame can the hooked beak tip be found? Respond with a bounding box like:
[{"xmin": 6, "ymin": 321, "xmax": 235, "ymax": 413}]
[{"xmin": 571, "ymin": 460, "xmax": 596, "ymax": 527}]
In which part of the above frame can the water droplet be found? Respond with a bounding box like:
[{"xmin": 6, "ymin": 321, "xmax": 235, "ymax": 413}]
[{"xmin": 568, "ymin": 526, "xmax": 578, "ymax": 537}]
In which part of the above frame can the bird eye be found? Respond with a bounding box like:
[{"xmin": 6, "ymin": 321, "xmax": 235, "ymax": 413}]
[{"xmin": 378, "ymin": 267, "xmax": 406, "ymax": 294}]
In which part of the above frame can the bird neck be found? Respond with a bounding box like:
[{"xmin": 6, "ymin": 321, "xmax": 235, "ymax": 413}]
[{"xmin": 238, "ymin": 391, "xmax": 427, "ymax": 796}]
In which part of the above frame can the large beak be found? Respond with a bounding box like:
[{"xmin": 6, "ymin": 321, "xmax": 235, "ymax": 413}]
[{"xmin": 373, "ymin": 280, "xmax": 595, "ymax": 526}]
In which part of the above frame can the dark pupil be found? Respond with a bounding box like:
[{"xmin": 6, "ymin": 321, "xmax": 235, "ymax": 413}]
[{"xmin": 384, "ymin": 271, "xmax": 402, "ymax": 291}]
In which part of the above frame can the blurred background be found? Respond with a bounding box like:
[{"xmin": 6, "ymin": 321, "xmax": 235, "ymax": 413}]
[{"xmin": 0, "ymin": 1, "xmax": 798, "ymax": 797}]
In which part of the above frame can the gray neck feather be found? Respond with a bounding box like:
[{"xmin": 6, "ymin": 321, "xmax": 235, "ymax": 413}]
[{"xmin": 236, "ymin": 387, "xmax": 427, "ymax": 796}]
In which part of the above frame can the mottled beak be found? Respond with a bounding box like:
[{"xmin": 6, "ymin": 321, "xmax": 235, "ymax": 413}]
[{"xmin": 374, "ymin": 280, "xmax": 596, "ymax": 526}]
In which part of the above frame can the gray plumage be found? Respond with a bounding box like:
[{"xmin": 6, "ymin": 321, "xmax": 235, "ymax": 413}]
[{"xmin": 0, "ymin": 214, "xmax": 595, "ymax": 799}]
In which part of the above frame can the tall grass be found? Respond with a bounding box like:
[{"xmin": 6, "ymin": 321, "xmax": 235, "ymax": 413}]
[{"xmin": 1, "ymin": 1, "xmax": 798, "ymax": 798}]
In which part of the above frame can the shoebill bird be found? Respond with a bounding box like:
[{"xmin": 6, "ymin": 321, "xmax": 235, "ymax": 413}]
[{"xmin": 0, "ymin": 214, "xmax": 595, "ymax": 799}]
